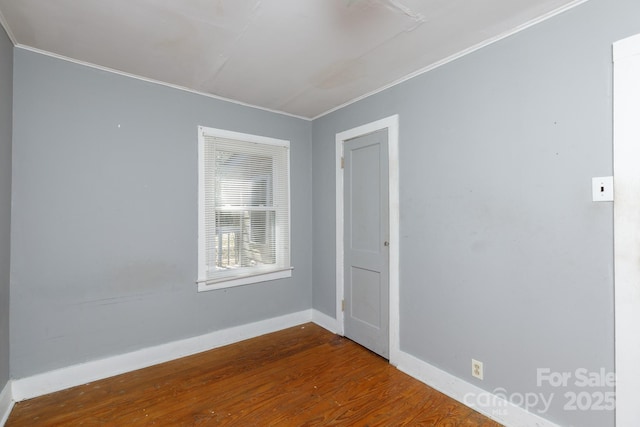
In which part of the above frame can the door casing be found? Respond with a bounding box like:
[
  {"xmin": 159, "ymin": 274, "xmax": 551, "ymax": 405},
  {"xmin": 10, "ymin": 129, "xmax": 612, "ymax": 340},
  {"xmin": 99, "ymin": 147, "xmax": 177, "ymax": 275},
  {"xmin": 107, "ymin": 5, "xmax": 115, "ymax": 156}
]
[{"xmin": 335, "ymin": 115, "xmax": 399, "ymax": 365}]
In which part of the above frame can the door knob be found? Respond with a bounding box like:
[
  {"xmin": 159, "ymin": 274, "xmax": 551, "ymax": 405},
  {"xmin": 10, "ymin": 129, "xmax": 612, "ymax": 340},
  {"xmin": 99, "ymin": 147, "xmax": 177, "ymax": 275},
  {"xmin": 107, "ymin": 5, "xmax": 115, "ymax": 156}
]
[{"xmin": 384, "ymin": 241, "xmax": 389, "ymax": 246}]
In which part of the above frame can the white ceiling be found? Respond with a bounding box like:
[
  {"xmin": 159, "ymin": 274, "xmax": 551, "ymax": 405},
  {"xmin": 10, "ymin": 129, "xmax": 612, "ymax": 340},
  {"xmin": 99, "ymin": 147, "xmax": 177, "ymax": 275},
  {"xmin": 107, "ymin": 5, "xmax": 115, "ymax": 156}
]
[{"xmin": 0, "ymin": 0, "xmax": 584, "ymax": 119}]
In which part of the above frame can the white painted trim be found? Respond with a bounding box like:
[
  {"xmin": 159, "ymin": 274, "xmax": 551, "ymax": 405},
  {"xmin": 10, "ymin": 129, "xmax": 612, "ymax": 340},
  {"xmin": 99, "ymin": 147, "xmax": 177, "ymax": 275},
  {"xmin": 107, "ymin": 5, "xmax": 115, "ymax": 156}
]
[
  {"xmin": 15, "ymin": 45, "xmax": 310, "ymax": 121},
  {"xmin": 613, "ymin": 33, "xmax": 640, "ymax": 61},
  {"xmin": 336, "ymin": 135, "xmax": 345, "ymax": 337},
  {"xmin": 197, "ymin": 126, "xmax": 207, "ymax": 287},
  {"xmin": 311, "ymin": 309, "xmax": 339, "ymax": 334},
  {"xmin": 0, "ymin": 380, "xmax": 14, "ymax": 426},
  {"xmin": 335, "ymin": 115, "xmax": 400, "ymax": 365},
  {"xmin": 11, "ymin": 310, "xmax": 312, "ymax": 401},
  {"xmin": 198, "ymin": 126, "xmax": 291, "ymax": 148},
  {"xmin": 396, "ymin": 351, "xmax": 562, "ymax": 427},
  {"xmin": 613, "ymin": 33, "xmax": 640, "ymax": 427},
  {"xmin": 313, "ymin": 0, "xmax": 589, "ymax": 120},
  {"xmin": 0, "ymin": 9, "xmax": 17, "ymax": 46},
  {"xmin": 198, "ymin": 269, "xmax": 292, "ymax": 292}
]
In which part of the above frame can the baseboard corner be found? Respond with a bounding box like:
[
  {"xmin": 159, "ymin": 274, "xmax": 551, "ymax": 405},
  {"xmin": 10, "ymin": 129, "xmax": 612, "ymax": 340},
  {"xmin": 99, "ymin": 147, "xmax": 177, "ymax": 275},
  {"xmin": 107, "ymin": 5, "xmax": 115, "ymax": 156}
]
[
  {"xmin": 11, "ymin": 309, "xmax": 313, "ymax": 402},
  {"xmin": 0, "ymin": 380, "xmax": 14, "ymax": 426},
  {"xmin": 311, "ymin": 309, "xmax": 339, "ymax": 333}
]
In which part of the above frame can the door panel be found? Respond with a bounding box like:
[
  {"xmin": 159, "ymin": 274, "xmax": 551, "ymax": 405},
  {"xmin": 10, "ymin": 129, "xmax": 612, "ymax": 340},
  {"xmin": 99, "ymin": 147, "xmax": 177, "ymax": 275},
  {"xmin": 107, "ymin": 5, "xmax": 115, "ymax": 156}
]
[
  {"xmin": 344, "ymin": 129, "xmax": 389, "ymax": 358},
  {"xmin": 350, "ymin": 266, "xmax": 381, "ymax": 328},
  {"xmin": 350, "ymin": 143, "xmax": 382, "ymax": 253}
]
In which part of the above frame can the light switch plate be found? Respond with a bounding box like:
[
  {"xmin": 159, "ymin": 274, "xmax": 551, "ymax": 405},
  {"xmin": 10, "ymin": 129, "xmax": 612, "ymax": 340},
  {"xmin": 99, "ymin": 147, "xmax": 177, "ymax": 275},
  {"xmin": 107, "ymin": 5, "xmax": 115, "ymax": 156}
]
[{"xmin": 592, "ymin": 176, "xmax": 614, "ymax": 202}]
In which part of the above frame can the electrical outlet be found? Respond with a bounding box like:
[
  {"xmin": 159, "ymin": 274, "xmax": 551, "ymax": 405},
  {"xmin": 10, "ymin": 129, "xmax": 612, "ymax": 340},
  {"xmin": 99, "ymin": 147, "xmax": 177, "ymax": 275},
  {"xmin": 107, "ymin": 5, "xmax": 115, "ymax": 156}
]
[{"xmin": 472, "ymin": 359, "xmax": 484, "ymax": 380}]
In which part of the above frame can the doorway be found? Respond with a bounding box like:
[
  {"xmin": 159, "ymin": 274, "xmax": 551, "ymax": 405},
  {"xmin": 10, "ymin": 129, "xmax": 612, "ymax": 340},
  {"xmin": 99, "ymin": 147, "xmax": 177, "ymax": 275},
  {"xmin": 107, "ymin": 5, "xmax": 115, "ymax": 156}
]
[
  {"xmin": 335, "ymin": 115, "xmax": 399, "ymax": 364},
  {"xmin": 343, "ymin": 129, "xmax": 389, "ymax": 358}
]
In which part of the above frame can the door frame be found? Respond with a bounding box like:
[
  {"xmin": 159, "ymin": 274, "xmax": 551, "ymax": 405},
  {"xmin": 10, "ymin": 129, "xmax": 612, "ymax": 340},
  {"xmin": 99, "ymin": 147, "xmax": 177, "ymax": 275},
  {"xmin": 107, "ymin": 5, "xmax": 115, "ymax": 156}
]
[
  {"xmin": 335, "ymin": 115, "xmax": 399, "ymax": 365},
  {"xmin": 613, "ymin": 33, "xmax": 640, "ymax": 426}
]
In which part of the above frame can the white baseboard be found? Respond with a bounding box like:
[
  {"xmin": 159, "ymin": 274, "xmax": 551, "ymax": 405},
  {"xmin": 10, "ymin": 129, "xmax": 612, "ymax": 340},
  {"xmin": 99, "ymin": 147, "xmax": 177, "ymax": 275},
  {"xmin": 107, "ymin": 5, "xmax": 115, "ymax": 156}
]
[
  {"xmin": 395, "ymin": 351, "xmax": 561, "ymax": 427},
  {"xmin": 7, "ymin": 311, "xmax": 560, "ymax": 427},
  {"xmin": 12, "ymin": 310, "xmax": 313, "ymax": 402},
  {"xmin": 0, "ymin": 380, "xmax": 14, "ymax": 427},
  {"xmin": 311, "ymin": 309, "xmax": 339, "ymax": 333}
]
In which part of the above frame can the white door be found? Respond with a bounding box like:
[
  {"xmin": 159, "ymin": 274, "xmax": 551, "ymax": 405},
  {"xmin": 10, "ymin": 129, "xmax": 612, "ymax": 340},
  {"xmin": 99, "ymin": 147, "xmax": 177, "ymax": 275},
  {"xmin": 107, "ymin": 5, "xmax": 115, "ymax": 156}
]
[
  {"xmin": 343, "ymin": 129, "xmax": 390, "ymax": 358},
  {"xmin": 613, "ymin": 33, "xmax": 640, "ymax": 427}
]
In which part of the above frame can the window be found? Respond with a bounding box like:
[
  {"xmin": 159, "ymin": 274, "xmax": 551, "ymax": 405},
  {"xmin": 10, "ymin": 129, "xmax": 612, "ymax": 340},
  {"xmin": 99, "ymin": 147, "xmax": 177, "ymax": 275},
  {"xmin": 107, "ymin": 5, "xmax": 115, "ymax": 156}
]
[{"xmin": 197, "ymin": 126, "xmax": 291, "ymax": 291}]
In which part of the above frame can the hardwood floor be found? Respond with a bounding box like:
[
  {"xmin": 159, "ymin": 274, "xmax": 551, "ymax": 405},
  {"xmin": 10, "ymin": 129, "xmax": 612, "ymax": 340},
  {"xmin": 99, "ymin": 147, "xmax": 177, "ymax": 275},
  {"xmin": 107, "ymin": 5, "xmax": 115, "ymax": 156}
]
[{"xmin": 7, "ymin": 323, "xmax": 503, "ymax": 426}]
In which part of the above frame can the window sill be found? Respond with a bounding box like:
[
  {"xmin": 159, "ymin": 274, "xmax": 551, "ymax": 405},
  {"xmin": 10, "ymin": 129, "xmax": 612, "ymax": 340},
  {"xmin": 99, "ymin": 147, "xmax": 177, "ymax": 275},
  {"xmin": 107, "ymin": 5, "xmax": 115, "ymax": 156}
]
[{"xmin": 197, "ymin": 268, "xmax": 293, "ymax": 292}]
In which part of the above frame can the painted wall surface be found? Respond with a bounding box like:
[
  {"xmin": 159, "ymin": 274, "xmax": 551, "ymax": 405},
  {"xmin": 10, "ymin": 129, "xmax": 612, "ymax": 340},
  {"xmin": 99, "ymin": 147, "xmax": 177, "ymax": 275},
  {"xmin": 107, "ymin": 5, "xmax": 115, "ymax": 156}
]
[
  {"xmin": 10, "ymin": 49, "xmax": 312, "ymax": 378},
  {"xmin": 312, "ymin": 0, "xmax": 639, "ymax": 425},
  {"xmin": 0, "ymin": 26, "xmax": 13, "ymax": 390}
]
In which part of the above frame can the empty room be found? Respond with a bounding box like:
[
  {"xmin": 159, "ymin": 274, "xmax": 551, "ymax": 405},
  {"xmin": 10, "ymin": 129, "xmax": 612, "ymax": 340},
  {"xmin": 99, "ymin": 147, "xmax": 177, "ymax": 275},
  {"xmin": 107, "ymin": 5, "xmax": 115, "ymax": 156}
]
[{"xmin": 1, "ymin": 0, "xmax": 640, "ymax": 426}]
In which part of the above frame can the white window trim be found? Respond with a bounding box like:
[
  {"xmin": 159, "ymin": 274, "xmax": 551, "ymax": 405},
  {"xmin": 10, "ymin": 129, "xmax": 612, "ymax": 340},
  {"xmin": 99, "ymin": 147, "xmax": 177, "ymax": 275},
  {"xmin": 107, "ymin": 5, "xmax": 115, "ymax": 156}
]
[{"xmin": 197, "ymin": 126, "xmax": 292, "ymax": 292}]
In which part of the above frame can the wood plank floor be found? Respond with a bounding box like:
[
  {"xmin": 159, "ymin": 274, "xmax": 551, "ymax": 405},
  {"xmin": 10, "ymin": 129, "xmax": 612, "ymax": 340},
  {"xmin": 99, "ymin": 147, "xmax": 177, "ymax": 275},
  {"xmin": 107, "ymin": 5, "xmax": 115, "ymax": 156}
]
[{"xmin": 7, "ymin": 323, "xmax": 503, "ymax": 426}]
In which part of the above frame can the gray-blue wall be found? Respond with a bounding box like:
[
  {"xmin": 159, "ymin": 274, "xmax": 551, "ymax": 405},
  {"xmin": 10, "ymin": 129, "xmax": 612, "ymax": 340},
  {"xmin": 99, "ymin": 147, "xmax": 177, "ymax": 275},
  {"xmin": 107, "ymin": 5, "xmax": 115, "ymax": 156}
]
[
  {"xmin": 0, "ymin": 25, "xmax": 12, "ymax": 392},
  {"xmin": 312, "ymin": 0, "xmax": 639, "ymax": 426},
  {"xmin": 6, "ymin": 1, "xmax": 640, "ymax": 425},
  {"xmin": 10, "ymin": 49, "xmax": 312, "ymax": 378}
]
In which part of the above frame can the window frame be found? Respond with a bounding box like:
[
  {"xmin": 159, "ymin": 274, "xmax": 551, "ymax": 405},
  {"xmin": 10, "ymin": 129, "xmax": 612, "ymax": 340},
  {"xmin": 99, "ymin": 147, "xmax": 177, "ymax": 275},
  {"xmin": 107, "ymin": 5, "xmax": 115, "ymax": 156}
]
[{"xmin": 197, "ymin": 126, "xmax": 292, "ymax": 292}]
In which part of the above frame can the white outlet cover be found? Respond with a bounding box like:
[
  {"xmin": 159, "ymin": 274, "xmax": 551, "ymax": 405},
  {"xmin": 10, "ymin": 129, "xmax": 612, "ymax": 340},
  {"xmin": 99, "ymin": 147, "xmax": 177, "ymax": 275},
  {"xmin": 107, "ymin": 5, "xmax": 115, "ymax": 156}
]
[
  {"xmin": 592, "ymin": 176, "xmax": 614, "ymax": 202},
  {"xmin": 472, "ymin": 359, "xmax": 484, "ymax": 380}
]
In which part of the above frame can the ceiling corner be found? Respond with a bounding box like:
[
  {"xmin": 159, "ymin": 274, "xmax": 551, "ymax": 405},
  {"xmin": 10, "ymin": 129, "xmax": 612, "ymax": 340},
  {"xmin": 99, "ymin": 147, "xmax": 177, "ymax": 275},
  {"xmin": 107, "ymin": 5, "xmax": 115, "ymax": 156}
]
[{"xmin": 0, "ymin": 7, "xmax": 16, "ymax": 45}]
